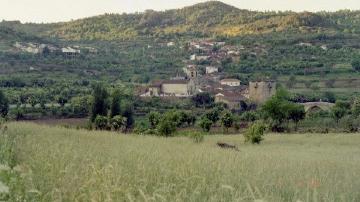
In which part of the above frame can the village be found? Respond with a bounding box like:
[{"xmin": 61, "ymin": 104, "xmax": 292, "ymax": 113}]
[
  {"xmin": 141, "ymin": 39, "xmax": 277, "ymax": 110},
  {"xmin": 13, "ymin": 41, "xmax": 98, "ymax": 58}
]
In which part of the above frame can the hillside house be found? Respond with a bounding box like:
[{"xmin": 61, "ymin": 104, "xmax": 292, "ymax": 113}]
[
  {"xmin": 190, "ymin": 54, "xmax": 210, "ymax": 61},
  {"xmin": 62, "ymin": 47, "xmax": 80, "ymax": 58},
  {"xmin": 206, "ymin": 66, "xmax": 219, "ymax": 74},
  {"xmin": 220, "ymin": 79, "xmax": 240, "ymax": 87},
  {"xmin": 215, "ymin": 91, "xmax": 246, "ymax": 110},
  {"xmin": 141, "ymin": 79, "xmax": 196, "ymax": 97},
  {"xmin": 167, "ymin": 42, "xmax": 175, "ymax": 47}
]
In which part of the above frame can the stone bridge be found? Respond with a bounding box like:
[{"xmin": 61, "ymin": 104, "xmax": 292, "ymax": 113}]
[{"xmin": 300, "ymin": 102, "xmax": 335, "ymax": 113}]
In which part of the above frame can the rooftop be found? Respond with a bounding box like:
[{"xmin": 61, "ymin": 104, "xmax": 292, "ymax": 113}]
[{"xmin": 221, "ymin": 79, "xmax": 240, "ymax": 83}]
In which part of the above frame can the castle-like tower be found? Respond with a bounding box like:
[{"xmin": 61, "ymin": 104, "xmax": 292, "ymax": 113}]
[{"xmin": 249, "ymin": 81, "xmax": 276, "ymax": 104}]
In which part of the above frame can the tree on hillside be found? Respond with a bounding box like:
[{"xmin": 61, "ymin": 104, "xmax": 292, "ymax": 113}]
[
  {"xmin": 0, "ymin": 90, "xmax": 9, "ymax": 118},
  {"xmin": 261, "ymin": 88, "xmax": 305, "ymax": 131},
  {"xmin": 199, "ymin": 116, "xmax": 212, "ymax": 132},
  {"xmin": 148, "ymin": 111, "xmax": 161, "ymax": 129},
  {"xmin": 206, "ymin": 106, "xmax": 223, "ymax": 124},
  {"xmin": 110, "ymin": 89, "xmax": 122, "ymax": 118},
  {"xmin": 221, "ymin": 110, "xmax": 234, "ymax": 133},
  {"xmin": 352, "ymin": 97, "xmax": 360, "ymax": 117},
  {"xmin": 192, "ymin": 92, "xmax": 214, "ymax": 108},
  {"xmin": 351, "ymin": 58, "xmax": 360, "ymax": 71},
  {"xmin": 110, "ymin": 115, "xmax": 126, "ymax": 131},
  {"xmin": 331, "ymin": 101, "xmax": 351, "ymax": 122},
  {"xmin": 157, "ymin": 112, "xmax": 177, "ymax": 137},
  {"xmin": 244, "ymin": 121, "xmax": 266, "ymax": 144},
  {"xmin": 56, "ymin": 95, "xmax": 68, "ymax": 107},
  {"xmin": 91, "ymin": 84, "xmax": 108, "ymax": 122},
  {"xmin": 121, "ymin": 101, "xmax": 134, "ymax": 130},
  {"xmin": 287, "ymin": 104, "xmax": 306, "ymax": 131}
]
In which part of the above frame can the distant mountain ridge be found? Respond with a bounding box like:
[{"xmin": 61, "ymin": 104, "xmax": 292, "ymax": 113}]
[{"xmin": 1, "ymin": 1, "xmax": 360, "ymax": 41}]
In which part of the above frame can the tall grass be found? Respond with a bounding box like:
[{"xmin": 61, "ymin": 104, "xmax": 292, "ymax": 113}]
[{"xmin": 5, "ymin": 122, "xmax": 360, "ymax": 201}]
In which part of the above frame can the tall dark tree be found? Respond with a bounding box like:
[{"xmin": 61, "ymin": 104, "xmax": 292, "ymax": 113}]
[
  {"xmin": 110, "ymin": 89, "xmax": 122, "ymax": 118},
  {"xmin": 121, "ymin": 101, "xmax": 134, "ymax": 130},
  {"xmin": 192, "ymin": 92, "xmax": 214, "ymax": 108},
  {"xmin": 351, "ymin": 58, "xmax": 360, "ymax": 71},
  {"xmin": 91, "ymin": 84, "xmax": 108, "ymax": 122},
  {"xmin": 0, "ymin": 90, "xmax": 9, "ymax": 118}
]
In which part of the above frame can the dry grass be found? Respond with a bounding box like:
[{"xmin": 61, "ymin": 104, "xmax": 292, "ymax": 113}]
[{"xmin": 6, "ymin": 122, "xmax": 360, "ymax": 201}]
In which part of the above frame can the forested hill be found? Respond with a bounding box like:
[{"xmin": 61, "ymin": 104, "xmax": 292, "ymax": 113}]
[{"xmin": 1, "ymin": 1, "xmax": 360, "ymax": 41}]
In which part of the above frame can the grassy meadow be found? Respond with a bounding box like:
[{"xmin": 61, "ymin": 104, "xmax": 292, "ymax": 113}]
[{"xmin": 2, "ymin": 122, "xmax": 360, "ymax": 201}]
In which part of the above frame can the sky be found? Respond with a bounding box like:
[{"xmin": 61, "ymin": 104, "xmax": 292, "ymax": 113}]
[{"xmin": 1, "ymin": 0, "xmax": 360, "ymax": 23}]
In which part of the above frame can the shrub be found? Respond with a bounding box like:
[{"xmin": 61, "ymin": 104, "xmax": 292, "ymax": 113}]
[
  {"xmin": 351, "ymin": 58, "xmax": 360, "ymax": 71},
  {"xmin": 352, "ymin": 97, "xmax": 360, "ymax": 117},
  {"xmin": 325, "ymin": 79, "xmax": 336, "ymax": 88},
  {"xmin": 244, "ymin": 122, "xmax": 266, "ymax": 144},
  {"xmin": 189, "ymin": 132, "xmax": 205, "ymax": 143},
  {"xmin": 110, "ymin": 115, "xmax": 126, "ymax": 131},
  {"xmin": 339, "ymin": 115, "xmax": 359, "ymax": 132},
  {"xmin": 91, "ymin": 84, "xmax": 108, "ymax": 122},
  {"xmin": 156, "ymin": 117, "xmax": 176, "ymax": 137},
  {"xmin": 0, "ymin": 90, "xmax": 9, "ymax": 118},
  {"xmin": 133, "ymin": 121, "xmax": 150, "ymax": 135},
  {"xmin": 199, "ymin": 117, "xmax": 212, "ymax": 132},
  {"xmin": 192, "ymin": 92, "xmax": 214, "ymax": 108},
  {"xmin": 205, "ymin": 106, "xmax": 223, "ymax": 124},
  {"xmin": 239, "ymin": 111, "xmax": 258, "ymax": 122},
  {"xmin": 110, "ymin": 89, "xmax": 122, "ymax": 118},
  {"xmin": 331, "ymin": 101, "xmax": 351, "ymax": 122},
  {"xmin": 221, "ymin": 110, "xmax": 234, "ymax": 133},
  {"xmin": 94, "ymin": 115, "xmax": 108, "ymax": 130},
  {"xmin": 148, "ymin": 111, "xmax": 161, "ymax": 129}
]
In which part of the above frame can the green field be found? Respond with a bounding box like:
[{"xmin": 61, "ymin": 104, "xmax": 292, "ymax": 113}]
[{"xmin": 2, "ymin": 123, "xmax": 360, "ymax": 201}]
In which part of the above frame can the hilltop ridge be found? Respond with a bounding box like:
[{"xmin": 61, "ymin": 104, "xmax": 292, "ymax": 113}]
[{"xmin": 1, "ymin": 1, "xmax": 359, "ymax": 41}]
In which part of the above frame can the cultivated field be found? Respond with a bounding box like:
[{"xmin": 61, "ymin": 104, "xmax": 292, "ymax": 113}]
[{"xmin": 3, "ymin": 122, "xmax": 360, "ymax": 201}]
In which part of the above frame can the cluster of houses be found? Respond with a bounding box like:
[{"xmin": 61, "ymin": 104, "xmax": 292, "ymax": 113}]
[
  {"xmin": 13, "ymin": 42, "xmax": 98, "ymax": 58},
  {"xmin": 141, "ymin": 39, "xmax": 276, "ymax": 110}
]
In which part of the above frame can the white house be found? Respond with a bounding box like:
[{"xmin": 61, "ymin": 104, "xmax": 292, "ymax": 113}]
[
  {"xmin": 167, "ymin": 42, "xmax": 175, "ymax": 47},
  {"xmin": 220, "ymin": 79, "xmax": 241, "ymax": 87},
  {"xmin": 206, "ymin": 66, "xmax": 219, "ymax": 74}
]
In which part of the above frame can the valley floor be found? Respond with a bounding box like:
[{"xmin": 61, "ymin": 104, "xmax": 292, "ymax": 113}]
[{"xmin": 3, "ymin": 123, "xmax": 360, "ymax": 201}]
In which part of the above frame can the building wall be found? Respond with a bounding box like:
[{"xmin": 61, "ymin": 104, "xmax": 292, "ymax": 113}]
[
  {"xmin": 221, "ymin": 81, "xmax": 240, "ymax": 87},
  {"xmin": 206, "ymin": 67, "xmax": 218, "ymax": 74},
  {"xmin": 149, "ymin": 87, "xmax": 160, "ymax": 96},
  {"xmin": 162, "ymin": 84, "xmax": 189, "ymax": 95},
  {"xmin": 215, "ymin": 96, "xmax": 239, "ymax": 110},
  {"xmin": 249, "ymin": 81, "xmax": 276, "ymax": 104}
]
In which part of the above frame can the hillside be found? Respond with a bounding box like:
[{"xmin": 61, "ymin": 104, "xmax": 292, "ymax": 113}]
[
  {"xmin": 26, "ymin": 1, "xmax": 360, "ymax": 40},
  {"xmin": 0, "ymin": 1, "xmax": 359, "ymax": 41}
]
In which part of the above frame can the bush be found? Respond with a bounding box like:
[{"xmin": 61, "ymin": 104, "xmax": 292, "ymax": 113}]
[
  {"xmin": 156, "ymin": 117, "xmax": 176, "ymax": 137},
  {"xmin": 0, "ymin": 90, "xmax": 9, "ymax": 118},
  {"xmin": 339, "ymin": 115, "xmax": 359, "ymax": 132},
  {"xmin": 351, "ymin": 58, "xmax": 360, "ymax": 71},
  {"xmin": 94, "ymin": 115, "xmax": 108, "ymax": 130},
  {"xmin": 110, "ymin": 115, "xmax": 126, "ymax": 131},
  {"xmin": 221, "ymin": 110, "xmax": 234, "ymax": 133},
  {"xmin": 199, "ymin": 117, "xmax": 212, "ymax": 132},
  {"xmin": 239, "ymin": 111, "xmax": 258, "ymax": 122},
  {"xmin": 244, "ymin": 122, "xmax": 266, "ymax": 144},
  {"xmin": 189, "ymin": 132, "xmax": 205, "ymax": 143},
  {"xmin": 148, "ymin": 111, "xmax": 161, "ymax": 129}
]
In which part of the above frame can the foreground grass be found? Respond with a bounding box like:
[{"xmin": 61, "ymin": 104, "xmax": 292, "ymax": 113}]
[{"xmin": 5, "ymin": 122, "xmax": 360, "ymax": 201}]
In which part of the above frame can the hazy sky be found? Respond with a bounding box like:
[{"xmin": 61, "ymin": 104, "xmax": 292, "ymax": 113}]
[{"xmin": 1, "ymin": 0, "xmax": 360, "ymax": 23}]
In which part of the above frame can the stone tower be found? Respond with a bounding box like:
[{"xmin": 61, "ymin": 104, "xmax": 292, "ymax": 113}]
[{"xmin": 249, "ymin": 81, "xmax": 276, "ymax": 105}]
